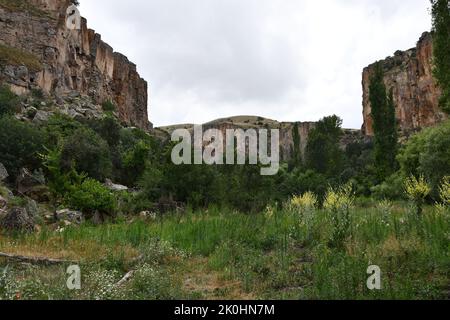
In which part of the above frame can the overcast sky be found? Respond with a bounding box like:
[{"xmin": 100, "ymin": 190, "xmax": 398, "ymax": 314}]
[{"xmin": 79, "ymin": 0, "xmax": 432, "ymax": 128}]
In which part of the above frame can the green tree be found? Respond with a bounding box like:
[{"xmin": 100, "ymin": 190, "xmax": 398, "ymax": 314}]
[
  {"xmin": 0, "ymin": 116, "xmax": 44, "ymax": 179},
  {"xmin": 0, "ymin": 86, "xmax": 19, "ymax": 116},
  {"xmin": 431, "ymin": 0, "xmax": 450, "ymax": 113},
  {"xmin": 67, "ymin": 178, "xmax": 117, "ymax": 216},
  {"xmin": 369, "ymin": 63, "xmax": 398, "ymax": 180},
  {"xmin": 305, "ymin": 115, "xmax": 344, "ymax": 177},
  {"xmin": 61, "ymin": 127, "xmax": 112, "ymax": 181},
  {"xmin": 397, "ymin": 120, "xmax": 450, "ymax": 196}
]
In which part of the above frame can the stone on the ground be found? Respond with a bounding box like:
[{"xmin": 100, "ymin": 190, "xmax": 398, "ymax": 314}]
[
  {"xmin": 0, "ymin": 207, "xmax": 35, "ymax": 233},
  {"xmin": 16, "ymin": 168, "xmax": 45, "ymax": 195},
  {"xmin": 0, "ymin": 163, "xmax": 8, "ymax": 181},
  {"xmin": 56, "ymin": 209, "xmax": 84, "ymax": 225},
  {"xmin": 105, "ymin": 179, "xmax": 129, "ymax": 192},
  {"xmin": 0, "ymin": 195, "xmax": 7, "ymax": 210}
]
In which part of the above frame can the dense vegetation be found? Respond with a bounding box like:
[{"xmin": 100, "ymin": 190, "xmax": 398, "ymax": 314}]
[
  {"xmin": 0, "ymin": 3, "xmax": 449, "ymax": 299},
  {"xmin": 431, "ymin": 0, "xmax": 450, "ymax": 113}
]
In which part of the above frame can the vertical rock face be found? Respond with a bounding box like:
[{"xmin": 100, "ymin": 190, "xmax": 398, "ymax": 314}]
[
  {"xmin": 0, "ymin": 0, "xmax": 151, "ymax": 130},
  {"xmin": 362, "ymin": 32, "xmax": 447, "ymax": 136}
]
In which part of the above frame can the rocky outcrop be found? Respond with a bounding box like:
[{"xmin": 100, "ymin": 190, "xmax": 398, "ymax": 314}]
[
  {"xmin": 0, "ymin": 0, "xmax": 151, "ymax": 130},
  {"xmin": 158, "ymin": 116, "xmax": 365, "ymax": 162},
  {"xmin": 362, "ymin": 32, "xmax": 447, "ymax": 136}
]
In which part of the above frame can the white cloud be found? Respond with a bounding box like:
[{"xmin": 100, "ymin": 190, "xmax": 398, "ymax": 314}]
[{"xmin": 79, "ymin": 0, "xmax": 432, "ymax": 128}]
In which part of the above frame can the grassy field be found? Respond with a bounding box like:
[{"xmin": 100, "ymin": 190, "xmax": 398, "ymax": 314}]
[{"xmin": 0, "ymin": 201, "xmax": 449, "ymax": 300}]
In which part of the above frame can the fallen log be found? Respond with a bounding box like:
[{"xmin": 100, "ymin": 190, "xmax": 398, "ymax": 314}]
[
  {"xmin": 0, "ymin": 252, "xmax": 77, "ymax": 265},
  {"xmin": 115, "ymin": 270, "xmax": 136, "ymax": 287}
]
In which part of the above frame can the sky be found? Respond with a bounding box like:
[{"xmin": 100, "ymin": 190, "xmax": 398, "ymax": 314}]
[{"xmin": 79, "ymin": 0, "xmax": 432, "ymax": 129}]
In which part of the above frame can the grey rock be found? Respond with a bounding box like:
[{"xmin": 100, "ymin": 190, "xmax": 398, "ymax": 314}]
[
  {"xmin": 105, "ymin": 179, "xmax": 129, "ymax": 192},
  {"xmin": 0, "ymin": 195, "xmax": 7, "ymax": 210},
  {"xmin": 25, "ymin": 106, "xmax": 38, "ymax": 118},
  {"xmin": 15, "ymin": 65, "xmax": 29, "ymax": 80},
  {"xmin": 0, "ymin": 207, "xmax": 35, "ymax": 233},
  {"xmin": 0, "ymin": 163, "xmax": 8, "ymax": 181},
  {"xmin": 25, "ymin": 198, "xmax": 39, "ymax": 218},
  {"xmin": 16, "ymin": 168, "xmax": 45, "ymax": 195},
  {"xmin": 56, "ymin": 209, "xmax": 84, "ymax": 225},
  {"xmin": 4, "ymin": 65, "xmax": 15, "ymax": 78},
  {"xmin": 33, "ymin": 110, "xmax": 51, "ymax": 124}
]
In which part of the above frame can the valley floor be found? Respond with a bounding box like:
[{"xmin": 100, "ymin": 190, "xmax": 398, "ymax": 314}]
[{"xmin": 0, "ymin": 203, "xmax": 449, "ymax": 300}]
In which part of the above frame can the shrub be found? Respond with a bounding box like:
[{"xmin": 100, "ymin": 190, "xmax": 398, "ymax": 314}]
[
  {"xmin": 371, "ymin": 174, "xmax": 405, "ymax": 200},
  {"xmin": 0, "ymin": 116, "xmax": 44, "ymax": 179},
  {"xmin": 101, "ymin": 100, "xmax": 116, "ymax": 112},
  {"xmin": 0, "ymin": 85, "xmax": 19, "ymax": 116},
  {"xmin": 323, "ymin": 183, "xmax": 355, "ymax": 213},
  {"xmin": 61, "ymin": 127, "xmax": 112, "ymax": 181},
  {"xmin": 439, "ymin": 176, "xmax": 450, "ymax": 206},
  {"xmin": 398, "ymin": 121, "xmax": 450, "ymax": 196},
  {"xmin": 42, "ymin": 114, "xmax": 83, "ymax": 148},
  {"xmin": 324, "ymin": 183, "xmax": 355, "ymax": 249},
  {"xmin": 67, "ymin": 178, "xmax": 116, "ymax": 215},
  {"xmin": 404, "ymin": 175, "xmax": 431, "ymax": 215},
  {"xmin": 84, "ymin": 116, "xmax": 121, "ymax": 147}
]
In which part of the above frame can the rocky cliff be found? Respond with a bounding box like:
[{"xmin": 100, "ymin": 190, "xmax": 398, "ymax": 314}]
[
  {"xmin": 158, "ymin": 116, "xmax": 365, "ymax": 162},
  {"xmin": 362, "ymin": 32, "xmax": 447, "ymax": 136},
  {"xmin": 0, "ymin": 0, "xmax": 151, "ymax": 130}
]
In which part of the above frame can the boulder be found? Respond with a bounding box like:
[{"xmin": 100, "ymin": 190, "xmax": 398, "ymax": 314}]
[
  {"xmin": 0, "ymin": 163, "xmax": 9, "ymax": 181},
  {"xmin": 105, "ymin": 179, "xmax": 129, "ymax": 192},
  {"xmin": 16, "ymin": 168, "xmax": 45, "ymax": 195},
  {"xmin": 0, "ymin": 195, "xmax": 7, "ymax": 210},
  {"xmin": 24, "ymin": 198, "xmax": 39, "ymax": 218},
  {"xmin": 25, "ymin": 106, "xmax": 38, "ymax": 119},
  {"xmin": 25, "ymin": 185, "xmax": 51, "ymax": 202},
  {"xmin": 15, "ymin": 65, "xmax": 29, "ymax": 80},
  {"xmin": 0, "ymin": 207, "xmax": 35, "ymax": 233},
  {"xmin": 33, "ymin": 110, "xmax": 52, "ymax": 124},
  {"xmin": 56, "ymin": 209, "xmax": 84, "ymax": 224}
]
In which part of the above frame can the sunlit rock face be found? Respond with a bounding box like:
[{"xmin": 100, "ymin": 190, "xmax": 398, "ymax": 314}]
[
  {"xmin": 0, "ymin": 0, "xmax": 151, "ymax": 130},
  {"xmin": 362, "ymin": 32, "xmax": 447, "ymax": 137}
]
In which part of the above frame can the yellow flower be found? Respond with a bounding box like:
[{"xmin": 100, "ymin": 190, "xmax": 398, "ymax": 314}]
[
  {"xmin": 290, "ymin": 192, "xmax": 318, "ymax": 212},
  {"xmin": 404, "ymin": 175, "xmax": 431, "ymax": 202},
  {"xmin": 439, "ymin": 176, "xmax": 450, "ymax": 206},
  {"xmin": 323, "ymin": 183, "xmax": 354, "ymax": 212}
]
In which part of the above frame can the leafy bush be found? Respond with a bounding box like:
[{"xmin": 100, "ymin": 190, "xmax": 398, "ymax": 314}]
[
  {"xmin": 398, "ymin": 121, "xmax": 450, "ymax": 196},
  {"xmin": 61, "ymin": 127, "xmax": 112, "ymax": 181},
  {"xmin": 371, "ymin": 174, "xmax": 405, "ymax": 200},
  {"xmin": 101, "ymin": 100, "xmax": 116, "ymax": 112},
  {"xmin": 42, "ymin": 114, "xmax": 83, "ymax": 148},
  {"xmin": 0, "ymin": 116, "xmax": 44, "ymax": 179},
  {"xmin": 67, "ymin": 178, "xmax": 117, "ymax": 215},
  {"xmin": 0, "ymin": 85, "xmax": 19, "ymax": 116}
]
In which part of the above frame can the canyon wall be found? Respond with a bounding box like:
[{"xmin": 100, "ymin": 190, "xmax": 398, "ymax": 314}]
[
  {"xmin": 362, "ymin": 32, "xmax": 446, "ymax": 136},
  {"xmin": 0, "ymin": 0, "xmax": 151, "ymax": 130}
]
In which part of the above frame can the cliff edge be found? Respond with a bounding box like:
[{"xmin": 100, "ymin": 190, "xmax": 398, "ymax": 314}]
[
  {"xmin": 362, "ymin": 32, "xmax": 447, "ymax": 136},
  {"xmin": 0, "ymin": 0, "xmax": 151, "ymax": 130}
]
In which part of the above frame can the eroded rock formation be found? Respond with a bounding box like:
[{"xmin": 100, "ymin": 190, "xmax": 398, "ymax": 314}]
[
  {"xmin": 362, "ymin": 32, "xmax": 447, "ymax": 136},
  {"xmin": 0, "ymin": 0, "xmax": 151, "ymax": 130}
]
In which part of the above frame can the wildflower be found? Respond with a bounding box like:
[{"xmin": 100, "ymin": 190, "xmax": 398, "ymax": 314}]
[
  {"xmin": 323, "ymin": 183, "xmax": 354, "ymax": 212},
  {"xmin": 404, "ymin": 175, "xmax": 431, "ymax": 215},
  {"xmin": 290, "ymin": 192, "xmax": 318, "ymax": 213},
  {"xmin": 439, "ymin": 176, "xmax": 450, "ymax": 206}
]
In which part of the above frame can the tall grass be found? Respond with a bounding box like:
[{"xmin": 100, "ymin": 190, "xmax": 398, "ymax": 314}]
[{"xmin": 0, "ymin": 201, "xmax": 449, "ymax": 300}]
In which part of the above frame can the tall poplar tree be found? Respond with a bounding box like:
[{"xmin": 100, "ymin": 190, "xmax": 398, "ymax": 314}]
[{"xmin": 369, "ymin": 62, "xmax": 398, "ymax": 181}]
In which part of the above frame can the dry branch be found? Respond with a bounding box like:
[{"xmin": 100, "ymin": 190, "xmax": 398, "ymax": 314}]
[{"xmin": 0, "ymin": 252, "xmax": 77, "ymax": 265}]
